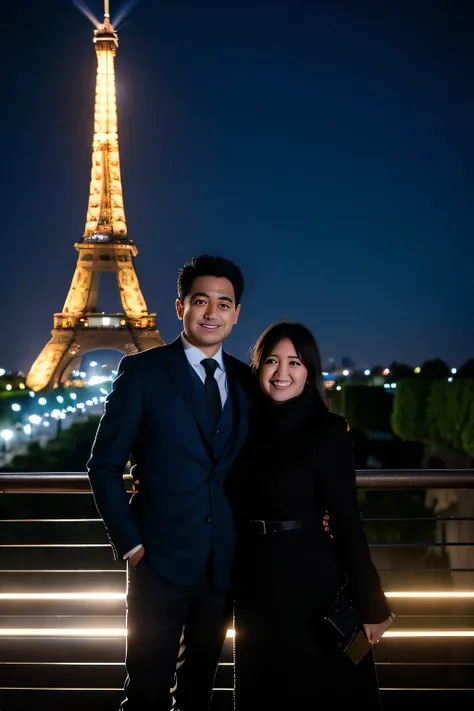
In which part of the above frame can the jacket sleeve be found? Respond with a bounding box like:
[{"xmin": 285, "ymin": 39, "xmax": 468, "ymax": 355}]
[
  {"xmin": 87, "ymin": 356, "xmax": 143, "ymax": 558},
  {"xmin": 316, "ymin": 419, "xmax": 391, "ymax": 624}
]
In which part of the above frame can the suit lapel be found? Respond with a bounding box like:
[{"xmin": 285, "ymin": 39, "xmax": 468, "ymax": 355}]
[{"xmin": 164, "ymin": 337, "xmax": 215, "ymax": 448}]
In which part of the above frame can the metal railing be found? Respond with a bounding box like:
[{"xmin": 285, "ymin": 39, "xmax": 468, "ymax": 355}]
[
  {"xmin": 0, "ymin": 470, "xmax": 473, "ymax": 711},
  {"xmin": 1, "ymin": 469, "xmax": 474, "ymax": 493}
]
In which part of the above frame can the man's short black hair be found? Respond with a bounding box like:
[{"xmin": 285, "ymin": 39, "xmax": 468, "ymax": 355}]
[{"xmin": 177, "ymin": 255, "xmax": 244, "ymax": 305}]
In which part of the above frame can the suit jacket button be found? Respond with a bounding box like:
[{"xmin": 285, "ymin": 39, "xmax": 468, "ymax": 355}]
[
  {"xmin": 206, "ymin": 515, "xmax": 212, "ymax": 523},
  {"xmin": 214, "ymin": 452, "xmax": 219, "ymax": 459},
  {"xmin": 212, "ymin": 475, "xmax": 218, "ymax": 481},
  {"xmin": 215, "ymin": 429, "xmax": 220, "ymax": 435}
]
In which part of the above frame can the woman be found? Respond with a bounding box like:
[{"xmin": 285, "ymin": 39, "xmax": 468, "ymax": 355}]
[{"xmin": 227, "ymin": 321, "xmax": 393, "ymax": 709}]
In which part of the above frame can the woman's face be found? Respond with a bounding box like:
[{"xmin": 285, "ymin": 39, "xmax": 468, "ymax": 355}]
[{"xmin": 259, "ymin": 337, "xmax": 308, "ymax": 403}]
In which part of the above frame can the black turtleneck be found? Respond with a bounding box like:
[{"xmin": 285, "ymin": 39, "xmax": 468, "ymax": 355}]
[{"xmin": 229, "ymin": 387, "xmax": 391, "ymax": 625}]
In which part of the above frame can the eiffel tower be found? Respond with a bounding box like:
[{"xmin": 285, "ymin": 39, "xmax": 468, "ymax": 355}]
[{"xmin": 27, "ymin": 2, "xmax": 164, "ymax": 392}]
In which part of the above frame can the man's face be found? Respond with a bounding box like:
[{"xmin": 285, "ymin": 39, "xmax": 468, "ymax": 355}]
[{"xmin": 176, "ymin": 275, "xmax": 241, "ymax": 356}]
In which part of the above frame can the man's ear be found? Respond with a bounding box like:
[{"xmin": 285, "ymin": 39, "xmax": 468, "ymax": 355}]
[
  {"xmin": 176, "ymin": 299, "xmax": 184, "ymax": 320},
  {"xmin": 233, "ymin": 303, "xmax": 241, "ymax": 325}
]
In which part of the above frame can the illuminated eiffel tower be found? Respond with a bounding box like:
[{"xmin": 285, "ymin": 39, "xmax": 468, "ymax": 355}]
[{"xmin": 27, "ymin": 1, "xmax": 164, "ymax": 392}]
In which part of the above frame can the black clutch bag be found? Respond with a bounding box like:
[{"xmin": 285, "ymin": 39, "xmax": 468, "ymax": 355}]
[{"xmin": 322, "ymin": 578, "xmax": 372, "ymax": 665}]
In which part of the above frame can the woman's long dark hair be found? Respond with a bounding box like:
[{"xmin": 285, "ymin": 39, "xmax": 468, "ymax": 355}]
[{"xmin": 251, "ymin": 321, "xmax": 328, "ymax": 408}]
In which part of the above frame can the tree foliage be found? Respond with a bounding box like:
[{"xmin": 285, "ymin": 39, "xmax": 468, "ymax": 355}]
[
  {"xmin": 391, "ymin": 378, "xmax": 434, "ymax": 442},
  {"xmin": 4, "ymin": 417, "xmax": 100, "ymax": 472},
  {"xmin": 342, "ymin": 385, "xmax": 393, "ymax": 432},
  {"xmin": 393, "ymin": 378, "xmax": 474, "ymax": 457}
]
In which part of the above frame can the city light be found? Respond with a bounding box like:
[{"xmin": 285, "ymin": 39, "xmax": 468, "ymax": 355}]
[
  {"xmin": 6, "ymin": 384, "xmax": 12, "ymax": 391},
  {"xmin": 28, "ymin": 391, "xmax": 35, "ymax": 398},
  {"xmin": 56, "ymin": 396, "xmax": 64, "ymax": 403},
  {"xmin": 23, "ymin": 424, "xmax": 32, "ymax": 435},
  {"xmin": 70, "ymin": 393, "xmax": 77, "ymax": 400},
  {"xmin": 90, "ymin": 361, "xmax": 98, "ymax": 367},
  {"xmin": 451, "ymin": 367, "xmax": 457, "ymax": 374},
  {"xmin": 28, "ymin": 415, "xmax": 42, "ymax": 425},
  {"xmin": 38, "ymin": 397, "xmax": 47, "ymax": 406},
  {"xmin": 0, "ymin": 368, "xmax": 5, "ymax": 376},
  {"xmin": 11, "ymin": 404, "xmax": 21, "ymax": 412},
  {"xmin": 414, "ymin": 366, "xmax": 421, "ymax": 374},
  {"xmin": 0, "ymin": 429, "xmax": 14, "ymax": 442},
  {"xmin": 342, "ymin": 369, "xmax": 349, "ymax": 376},
  {"xmin": 89, "ymin": 375, "xmax": 110, "ymax": 386},
  {"xmin": 19, "ymin": 383, "xmax": 26, "ymax": 390},
  {"xmin": 364, "ymin": 369, "xmax": 371, "ymax": 376},
  {"xmin": 382, "ymin": 368, "xmax": 390, "ymax": 376}
]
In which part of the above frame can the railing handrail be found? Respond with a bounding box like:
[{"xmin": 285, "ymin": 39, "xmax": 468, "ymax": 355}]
[{"xmin": 0, "ymin": 470, "xmax": 473, "ymax": 493}]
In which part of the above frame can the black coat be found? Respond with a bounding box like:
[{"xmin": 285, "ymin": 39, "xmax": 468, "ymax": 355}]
[{"xmin": 227, "ymin": 392, "xmax": 391, "ymax": 708}]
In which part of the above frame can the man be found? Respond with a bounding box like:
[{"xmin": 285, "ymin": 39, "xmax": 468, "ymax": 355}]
[{"xmin": 87, "ymin": 255, "xmax": 252, "ymax": 711}]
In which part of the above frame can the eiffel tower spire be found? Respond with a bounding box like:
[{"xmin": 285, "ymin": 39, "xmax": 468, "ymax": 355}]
[
  {"xmin": 26, "ymin": 2, "xmax": 164, "ymax": 392},
  {"xmin": 83, "ymin": 6, "xmax": 127, "ymax": 241}
]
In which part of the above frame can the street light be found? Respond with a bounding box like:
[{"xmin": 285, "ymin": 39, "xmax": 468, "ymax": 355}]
[{"xmin": 1, "ymin": 430, "xmax": 13, "ymax": 442}]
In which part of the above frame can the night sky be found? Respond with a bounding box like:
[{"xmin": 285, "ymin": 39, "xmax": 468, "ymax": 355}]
[{"xmin": 1, "ymin": 0, "xmax": 472, "ymax": 373}]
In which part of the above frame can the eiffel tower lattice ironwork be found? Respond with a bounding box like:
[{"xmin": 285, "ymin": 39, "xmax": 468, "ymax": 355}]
[{"xmin": 27, "ymin": 2, "xmax": 164, "ymax": 392}]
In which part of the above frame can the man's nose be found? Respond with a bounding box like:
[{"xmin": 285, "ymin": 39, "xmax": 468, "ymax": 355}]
[{"xmin": 204, "ymin": 302, "xmax": 218, "ymax": 319}]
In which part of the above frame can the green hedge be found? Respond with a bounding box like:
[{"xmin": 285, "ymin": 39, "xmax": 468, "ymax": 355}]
[
  {"xmin": 391, "ymin": 378, "xmax": 435, "ymax": 442},
  {"xmin": 392, "ymin": 378, "xmax": 474, "ymax": 457},
  {"xmin": 341, "ymin": 385, "xmax": 394, "ymax": 432}
]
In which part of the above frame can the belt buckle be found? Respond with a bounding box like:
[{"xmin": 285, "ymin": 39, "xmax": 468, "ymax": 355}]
[{"xmin": 251, "ymin": 519, "xmax": 266, "ymax": 535}]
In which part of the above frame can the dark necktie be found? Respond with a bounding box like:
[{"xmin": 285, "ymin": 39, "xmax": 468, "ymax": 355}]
[{"xmin": 201, "ymin": 358, "xmax": 222, "ymax": 423}]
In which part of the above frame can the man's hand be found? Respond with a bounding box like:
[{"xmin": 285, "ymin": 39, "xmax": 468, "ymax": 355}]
[
  {"xmin": 363, "ymin": 614, "xmax": 395, "ymax": 645},
  {"xmin": 130, "ymin": 546, "xmax": 145, "ymax": 568}
]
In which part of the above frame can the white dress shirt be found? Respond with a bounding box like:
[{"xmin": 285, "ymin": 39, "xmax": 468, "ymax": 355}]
[
  {"xmin": 124, "ymin": 334, "xmax": 228, "ymax": 560},
  {"xmin": 180, "ymin": 332, "xmax": 228, "ymax": 407}
]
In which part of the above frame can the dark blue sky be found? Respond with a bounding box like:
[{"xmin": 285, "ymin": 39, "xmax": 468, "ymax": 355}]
[{"xmin": 1, "ymin": 0, "xmax": 472, "ymax": 373}]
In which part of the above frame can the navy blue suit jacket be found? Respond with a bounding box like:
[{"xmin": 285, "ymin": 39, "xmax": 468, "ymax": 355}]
[{"xmin": 87, "ymin": 337, "xmax": 251, "ymax": 590}]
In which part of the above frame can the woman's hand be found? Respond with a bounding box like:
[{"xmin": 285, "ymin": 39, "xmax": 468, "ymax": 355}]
[
  {"xmin": 322, "ymin": 511, "xmax": 333, "ymax": 539},
  {"xmin": 363, "ymin": 614, "xmax": 395, "ymax": 644}
]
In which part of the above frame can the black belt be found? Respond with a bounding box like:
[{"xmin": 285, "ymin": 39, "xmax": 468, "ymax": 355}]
[{"xmin": 249, "ymin": 519, "xmax": 302, "ymax": 535}]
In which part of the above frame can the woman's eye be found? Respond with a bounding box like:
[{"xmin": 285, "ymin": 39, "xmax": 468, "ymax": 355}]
[
  {"xmin": 264, "ymin": 358, "xmax": 277, "ymax": 365},
  {"xmin": 289, "ymin": 360, "xmax": 301, "ymax": 366}
]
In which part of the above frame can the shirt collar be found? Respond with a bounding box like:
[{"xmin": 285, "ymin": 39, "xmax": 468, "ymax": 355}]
[{"xmin": 180, "ymin": 333, "xmax": 226, "ymax": 372}]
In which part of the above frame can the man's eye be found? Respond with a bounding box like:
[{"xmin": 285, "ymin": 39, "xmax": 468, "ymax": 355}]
[
  {"xmin": 219, "ymin": 303, "xmax": 230, "ymax": 308},
  {"xmin": 194, "ymin": 300, "xmax": 206, "ymax": 305}
]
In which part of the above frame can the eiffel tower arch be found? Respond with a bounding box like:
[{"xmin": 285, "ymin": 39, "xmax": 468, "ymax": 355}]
[{"xmin": 27, "ymin": 8, "xmax": 164, "ymax": 392}]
